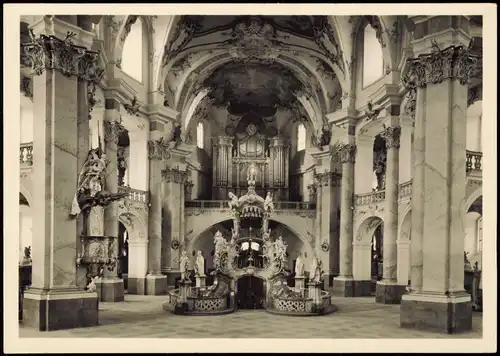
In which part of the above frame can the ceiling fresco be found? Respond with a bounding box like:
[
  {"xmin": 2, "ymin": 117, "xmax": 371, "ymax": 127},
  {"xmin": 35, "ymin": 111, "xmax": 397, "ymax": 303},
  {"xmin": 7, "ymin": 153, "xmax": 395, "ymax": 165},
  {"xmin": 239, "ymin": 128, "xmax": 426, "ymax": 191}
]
[
  {"xmin": 177, "ymin": 15, "xmax": 329, "ymax": 39},
  {"xmin": 203, "ymin": 62, "xmax": 304, "ymax": 112}
]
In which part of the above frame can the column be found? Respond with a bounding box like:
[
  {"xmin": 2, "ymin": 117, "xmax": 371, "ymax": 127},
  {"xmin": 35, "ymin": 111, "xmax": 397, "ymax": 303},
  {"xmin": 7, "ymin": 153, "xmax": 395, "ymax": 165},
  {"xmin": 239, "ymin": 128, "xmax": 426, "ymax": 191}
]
[
  {"xmin": 376, "ymin": 121, "xmax": 406, "ymax": 304},
  {"xmin": 127, "ymin": 239, "xmax": 149, "ymax": 295},
  {"xmin": 21, "ymin": 16, "xmax": 100, "ymax": 331},
  {"xmin": 354, "ymin": 135, "xmax": 374, "ymax": 194},
  {"xmin": 332, "ymin": 137, "xmax": 357, "ymax": 297},
  {"xmin": 146, "ymin": 129, "xmax": 168, "ymax": 295},
  {"xmin": 400, "ymin": 16, "xmax": 477, "ymax": 333},
  {"xmin": 398, "ymin": 116, "xmax": 413, "ymax": 184},
  {"xmin": 100, "ymin": 97, "xmax": 125, "ymax": 302}
]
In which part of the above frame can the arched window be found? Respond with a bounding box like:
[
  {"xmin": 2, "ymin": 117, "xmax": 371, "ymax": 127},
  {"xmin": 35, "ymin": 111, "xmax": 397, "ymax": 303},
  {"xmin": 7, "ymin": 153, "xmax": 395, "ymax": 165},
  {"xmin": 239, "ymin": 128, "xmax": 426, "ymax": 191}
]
[
  {"xmin": 197, "ymin": 122, "xmax": 204, "ymax": 149},
  {"xmin": 121, "ymin": 18, "xmax": 143, "ymax": 82},
  {"xmin": 297, "ymin": 123, "xmax": 306, "ymax": 151},
  {"xmin": 363, "ymin": 25, "xmax": 384, "ymax": 87}
]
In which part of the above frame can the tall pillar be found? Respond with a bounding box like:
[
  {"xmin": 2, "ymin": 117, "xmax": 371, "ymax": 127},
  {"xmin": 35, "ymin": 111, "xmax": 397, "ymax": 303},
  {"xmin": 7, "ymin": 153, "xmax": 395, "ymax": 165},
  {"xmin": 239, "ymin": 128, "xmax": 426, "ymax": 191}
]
[
  {"xmin": 332, "ymin": 137, "xmax": 357, "ymax": 297},
  {"xmin": 376, "ymin": 120, "xmax": 406, "ymax": 304},
  {"xmin": 21, "ymin": 17, "xmax": 100, "ymax": 330},
  {"xmin": 400, "ymin": 16, "xmax": 478, "ymax": 333},
  {"xmin": 311, "ymin": 149, "xmax": 341, "ymax": 289},
  {"xmin": 127, "ymin": 239, "xmax": 149, "ymax": 295},
  {"xmin": 146, "ymin": 126, "xmax": 169, "ymax": 295},
  {"xmin": 162, "ymin": 152, "xmax": 190, "ymax": 285},
  {"xmin": 100, "ymin": 99, "xmax": 125, "ymax": 302}
]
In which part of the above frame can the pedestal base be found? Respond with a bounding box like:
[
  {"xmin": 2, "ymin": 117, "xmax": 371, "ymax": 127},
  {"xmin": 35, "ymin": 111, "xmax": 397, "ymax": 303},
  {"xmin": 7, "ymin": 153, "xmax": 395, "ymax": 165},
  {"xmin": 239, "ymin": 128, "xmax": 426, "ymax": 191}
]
[
  {"xmin": 400, "ymin": 292, "xmax": 473, "ymax": 333},
  {"xmin": 100, "ymin": 279, "xmax": 124, "ymax": 302},
  {"xmin": 375, "ymin": 281, "xmax": 406, "ymax": 304},
  {"xmin": 127, "ymin": 277, "xmax": 146, "ymax": 295},
  {"xmin": 353, "ymin": 280, "xmax": 372, "ymax": 296},
  {"xmin": 146, "ymin": 274, "xmax": 168, "ymax": 295},
  {"xmin": 332, "ymin": 277, "xmax": 355, "ymax": 297},
  {"xmin": 196, "ymin": 275, "xmax": 206, "ymax": 289},
  {"xmin": 22, "ymin": 288, "xmax": 99, "ymax": 331}
]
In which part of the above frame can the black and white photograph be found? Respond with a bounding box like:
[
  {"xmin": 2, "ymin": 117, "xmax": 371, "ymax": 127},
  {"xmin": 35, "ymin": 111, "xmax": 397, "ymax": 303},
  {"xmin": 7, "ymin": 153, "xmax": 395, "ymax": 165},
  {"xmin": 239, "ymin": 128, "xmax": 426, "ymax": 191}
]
[{"xmin": 3, "ymin": 3, "xmax": 497, "ymax": 354}]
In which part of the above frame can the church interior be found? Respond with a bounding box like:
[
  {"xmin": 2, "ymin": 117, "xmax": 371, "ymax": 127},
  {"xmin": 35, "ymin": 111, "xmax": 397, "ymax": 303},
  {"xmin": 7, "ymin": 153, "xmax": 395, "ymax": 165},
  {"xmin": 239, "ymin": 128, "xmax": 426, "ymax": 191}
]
[{"xmin": 17, "ymin": 14, "xmax": 485, "ymax": 339}]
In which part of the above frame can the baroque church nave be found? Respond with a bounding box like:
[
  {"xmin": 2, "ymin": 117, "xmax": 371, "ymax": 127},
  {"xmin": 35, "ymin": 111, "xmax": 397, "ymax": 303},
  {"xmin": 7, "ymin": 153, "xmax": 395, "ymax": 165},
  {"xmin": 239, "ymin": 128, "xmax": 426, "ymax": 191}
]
[{"xmin": 13, "ymin": 11, "xmax": 488, "ymax": 344}]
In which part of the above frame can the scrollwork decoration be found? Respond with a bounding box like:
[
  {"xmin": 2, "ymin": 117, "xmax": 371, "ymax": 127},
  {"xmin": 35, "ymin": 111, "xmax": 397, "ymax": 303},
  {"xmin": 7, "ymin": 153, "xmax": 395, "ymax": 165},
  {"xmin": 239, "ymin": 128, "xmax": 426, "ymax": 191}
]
[
  {"xmin": 171, "ymin": 239, "xmax": 180, "ymax": 250},
  {"xmin": 103, "ymin": 120, "xmax": 126, "ymax": 144},
  {"xmin": 332, "ymin": 142, "xmax": 357, "ymax": 164},
  {"xmin": 380, "ymin": 126, "xmax": 401, "ymax": 149},
  {"xmin": 321, "ymin": 241, "xmax": 330, "ymax": 252}
]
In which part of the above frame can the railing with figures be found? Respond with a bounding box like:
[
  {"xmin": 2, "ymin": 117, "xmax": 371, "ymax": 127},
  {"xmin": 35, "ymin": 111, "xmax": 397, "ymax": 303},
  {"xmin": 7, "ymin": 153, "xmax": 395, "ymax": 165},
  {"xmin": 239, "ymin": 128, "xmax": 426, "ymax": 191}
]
[
  {"xmin": 20, "ymin": 142, "xmax": 33, "ymax": 166},
  {"xmin": 466, "ymin": 150, "xmax": 483, "ymax": 173},
  {"xmin": 185, "ymin": 200, "xmax": 316, "ymax": 210},
  {"xmin": 117, "ymin": 186, "xmax": 149, "ymax": 204}
]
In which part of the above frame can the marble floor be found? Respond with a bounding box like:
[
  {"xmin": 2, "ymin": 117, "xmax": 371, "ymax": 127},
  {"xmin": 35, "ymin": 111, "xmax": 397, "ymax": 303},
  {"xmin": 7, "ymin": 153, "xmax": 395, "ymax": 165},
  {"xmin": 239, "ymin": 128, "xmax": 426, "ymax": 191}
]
[{"xmin": 19, "ymin": 294, "xmax": 482, "ymax": 339}]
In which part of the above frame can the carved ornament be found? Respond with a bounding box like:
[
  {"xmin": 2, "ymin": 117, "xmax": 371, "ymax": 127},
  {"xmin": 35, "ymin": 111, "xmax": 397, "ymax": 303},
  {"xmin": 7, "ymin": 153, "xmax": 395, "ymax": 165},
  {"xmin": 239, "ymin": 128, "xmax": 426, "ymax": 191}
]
[
  {"xmin": 402, "ymin": 44, "xmax": 480, "ymax": 89},
  {"xmin": 162, "ymin": 167, "xmax": 188, "ymax": 184},
  {"xmin": 148, "ymin": 137, "xmax": 174, "ymax": 160},
  {"xmin": 332, "ymin": 142, "xmax": 357, "ymax": 164},
  {"xmin": 103, "ymin": 120, "xmax": 126, "ymax": 144},
  {"xmin": 380, "ymin": 126, "xmax": 401, "ymax": 149},
  {"xmin": 124, "ymin": 96, "xmax": 140, "ymax": 116}
]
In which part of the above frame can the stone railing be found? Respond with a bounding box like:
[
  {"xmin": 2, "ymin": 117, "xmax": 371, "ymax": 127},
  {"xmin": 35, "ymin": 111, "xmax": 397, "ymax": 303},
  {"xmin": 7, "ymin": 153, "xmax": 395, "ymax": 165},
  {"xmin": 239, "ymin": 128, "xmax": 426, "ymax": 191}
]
[
  {"xmin": 118, "ymin": 186, "xmax": 149, "ymax": 204},
  {"xmin": 466, "ymin": 150, "xmax": 482, "ymax": 173},
  {"xmin": 399, "ymin": 180, "xmax": 413, "ymax": 200},
  {"xmin": 185, "ymin": 200, "xmax": 316, "ymax": 210},
  {"xmin": 355, "ymin": 190, "xmax": 386, "ymax": 206},
  {"xmin": 20, "ymin": 142, "xmax": 33, "ymax": 166}
]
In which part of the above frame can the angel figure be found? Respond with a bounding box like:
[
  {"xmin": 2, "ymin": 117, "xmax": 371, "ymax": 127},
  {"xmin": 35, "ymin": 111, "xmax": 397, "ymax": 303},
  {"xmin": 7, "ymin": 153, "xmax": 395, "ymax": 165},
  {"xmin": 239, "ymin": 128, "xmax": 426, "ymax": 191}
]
[
  {"xmin": 180, "ymin": 250, "xmax": 190, "ymax": 281},
  {"xmin": 273, "ymin": 236, "xmax": 287, "ymax": 265},
  {"xmin": 228, "ymin": 192, "xmax": 240, "ymax": 210},
  {"xmin": 309, "ymin": 257, "xmax": 324, "ymax": 283},
  {"xmin": 214, "ymin": 231, "xmax": 226, "ymax": 255},
  {"xmin": 264, "ymin": 191, "xmax": 274, "ymax": 213}
]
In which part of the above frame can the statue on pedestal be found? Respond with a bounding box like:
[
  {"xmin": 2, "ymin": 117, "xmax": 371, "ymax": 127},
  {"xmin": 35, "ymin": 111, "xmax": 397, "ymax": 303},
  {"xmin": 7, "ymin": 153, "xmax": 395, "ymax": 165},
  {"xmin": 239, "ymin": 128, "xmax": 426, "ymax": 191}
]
[
  {"xmin": 295, "ymin": 252, "xmax": 305, "ymax": 277},
  {"xmin": 194, "ymin": 250, "xmax": 205, "ymax": 277},
  {"xmin": 273, "ymin": 236, "xmax": 287, "ymax": 272},
  {"xmin": 264, "ymin": 191, "xmax": 274, "ymax": 213},
  {"xmin": 309, "ymin": 257, "xmax": 324, "ymax": 283},
  {"xmin": 180, "ymin": 250, "xmax": 190, "ymax": 282}
]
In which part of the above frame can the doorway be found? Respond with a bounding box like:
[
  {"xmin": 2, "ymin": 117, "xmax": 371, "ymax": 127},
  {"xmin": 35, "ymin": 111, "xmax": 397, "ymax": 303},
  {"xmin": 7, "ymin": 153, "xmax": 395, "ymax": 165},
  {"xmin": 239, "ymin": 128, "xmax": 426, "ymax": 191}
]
[{"xmin": 236, "ymin": 276, "xmax": 265, "ymax": 310}]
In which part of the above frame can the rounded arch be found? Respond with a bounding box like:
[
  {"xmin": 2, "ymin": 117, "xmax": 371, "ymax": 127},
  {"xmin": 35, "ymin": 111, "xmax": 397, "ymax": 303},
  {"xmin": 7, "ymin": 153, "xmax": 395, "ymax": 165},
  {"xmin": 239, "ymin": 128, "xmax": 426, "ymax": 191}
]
[
  {"xmin": 177, "ymin": 55, "xmax": 328, "ymax": 136},
  {"xmin": 398, "ymin": 207, "xmax": 412, "ymax": 242},
  {"xmin": 19, "ymin": 184, "xmax": 33, "ymax": 208},
  {"xmin": 118, "ymin": 211, "xmax": 147, "ymax": 241},
  {"xmin": 114, "ymin": 15, "xmax": 154, "ymax": 82},
  {"xmin": 465, "ymin": 188, "xmax": 482, "ymax": 215},
  {"xmin": 355, "ymin": 213, "xmax": 384, "ymax": 245},
  {"xmin": 186, "ymin": 216, "xmax": 314, "ymax": 257}
]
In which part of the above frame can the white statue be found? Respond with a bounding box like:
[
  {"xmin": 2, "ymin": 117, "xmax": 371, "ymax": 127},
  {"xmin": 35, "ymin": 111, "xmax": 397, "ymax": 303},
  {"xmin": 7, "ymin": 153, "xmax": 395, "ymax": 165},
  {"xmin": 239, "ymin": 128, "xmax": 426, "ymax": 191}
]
[
  {"xmin": 264, "ymin": 191, "xmax": 274, "ymax": 213},
  {"xmin": 247, "ymin": 163, "xmax": 257, "ymax": 183},
  {"xmin": 228, "ymin": 192, "xmax": 240, "ymax": 210},
  {"xmin": 194, "ymin": 250, "xmax": 205, "ymax": 277},
  {"xmin": 295, "ymin": 252, "xmax": 305, "ymax": 277},
  {"xmin": 274, "ymin": 236, "xmax": 287, "ymax": 265},
  {"xmin": 309, "ymin": 257, "xmax": 323, "ymax": 283},
  {"xmin": 214, "ymin": 230, "xmax": 226, "ymax": 255},
  {"xmin": 231, "ymin": 228, "xmax": 238, "ymax": 243},
  {"xmin": 180, "ymin": 250, "xmax": 190, "ymax": 281},
  {"xmin": 262, "ymin": 229, "xmax": 271, "ymax": 241}
]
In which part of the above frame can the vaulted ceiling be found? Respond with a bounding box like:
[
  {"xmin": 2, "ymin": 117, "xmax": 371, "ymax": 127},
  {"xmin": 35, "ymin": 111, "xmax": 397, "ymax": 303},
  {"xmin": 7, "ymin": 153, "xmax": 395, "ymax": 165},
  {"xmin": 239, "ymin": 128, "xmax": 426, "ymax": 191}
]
[{"xmin": 160, "ymin": 15, "xmax": 346, "ymax": 133}]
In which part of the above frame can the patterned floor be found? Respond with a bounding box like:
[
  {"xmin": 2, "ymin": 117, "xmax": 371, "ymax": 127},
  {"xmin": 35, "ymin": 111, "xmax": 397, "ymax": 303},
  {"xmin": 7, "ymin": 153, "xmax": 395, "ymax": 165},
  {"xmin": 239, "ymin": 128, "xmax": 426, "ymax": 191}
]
[{"xmin": 19, "ymin": 295, "xmax": 482, "ymax": 339}]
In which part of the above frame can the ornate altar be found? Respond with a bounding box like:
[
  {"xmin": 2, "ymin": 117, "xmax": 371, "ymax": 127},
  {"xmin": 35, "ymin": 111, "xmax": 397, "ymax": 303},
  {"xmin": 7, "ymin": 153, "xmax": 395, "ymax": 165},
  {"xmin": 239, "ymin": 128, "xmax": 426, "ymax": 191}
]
[{"xmin": 164, "ymin": 170, "xmax": 336, "ymax": 316}]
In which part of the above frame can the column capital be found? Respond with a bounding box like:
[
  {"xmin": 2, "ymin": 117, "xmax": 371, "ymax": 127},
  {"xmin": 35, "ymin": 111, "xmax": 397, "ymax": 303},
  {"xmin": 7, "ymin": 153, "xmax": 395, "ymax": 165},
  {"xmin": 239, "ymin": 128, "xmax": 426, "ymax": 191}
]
[
  {"xmin": 103, "ymin": 119, "xmax": 126, "ymax": 144},
  {"xmin": 332, "ymin": 142, "xmax": 357, "ymax": 164},
  {"xmin": 381, "ymin": 126, "xmax": 402, "ymax": 149},
  {"xmin": 148, "ymin": 136, "xmax": 173, "ymax": 160},
  {"xmin": 313, "ymin": 170, "xmax": 342, "ymax": 187},
  {"xmin": 23, "ymin": 31, "xmax": 103, "ymax": 82},
  {"xmin": 162, "ymin": 167, "xmax": 189, "ymax": 184},
  {"xmin": 402, "ymin": 45, "xmax": 480, "ymax": 90}
]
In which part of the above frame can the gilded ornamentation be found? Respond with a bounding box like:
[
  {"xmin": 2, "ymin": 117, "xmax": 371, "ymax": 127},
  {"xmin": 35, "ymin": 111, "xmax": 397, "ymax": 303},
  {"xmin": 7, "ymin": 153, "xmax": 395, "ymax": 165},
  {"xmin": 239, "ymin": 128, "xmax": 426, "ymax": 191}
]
[
  {"xmin": 381, "ymin": 126, "xmax": 401, "ymax": 149},
  {"xmin": 103, "ymin": 120, "xmax": 125, "ymax": 144},
  {"xmin": 162, "ymin": 167, "xmax": 188, "ymax": 184},
  {"xmin": 148, "ymin": 136, "xmax": 173, "ymax": 160},
  {"xmin": 332, "ymin": 142, "xmax": 357, "ymax": 164},
  {"xmin": 402, "ymin": 44, "xmax": 480, "ymax": 89},
  {"xmin": 364, "ymin": 101, "xmax": 381, "ymax": 122},
  {"xmin": 403, "ymin": 88, "xmax": 416, "ymax": 121},
  {"xmin": 20, "ymin": 75, "xmax": 32, "ymax": 100},
  {"xmin": 124, "ymin": 96, "xmax": 140, "ymax": 116},
  {"xmin": 23, "ymin": 31, "xmax": 86, "ymax": 77}
]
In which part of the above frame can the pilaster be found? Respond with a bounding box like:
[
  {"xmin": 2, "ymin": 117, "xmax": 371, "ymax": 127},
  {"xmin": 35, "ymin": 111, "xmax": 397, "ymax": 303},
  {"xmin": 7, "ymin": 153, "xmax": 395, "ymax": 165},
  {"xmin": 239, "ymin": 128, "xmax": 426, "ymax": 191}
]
[
  {"xmin": 21, "ymin": 16, "xmax": 101, "ymax": 330},
  {"xmin": 400, "ymin": 22, "xmax": 478, "ymax": 332}
]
